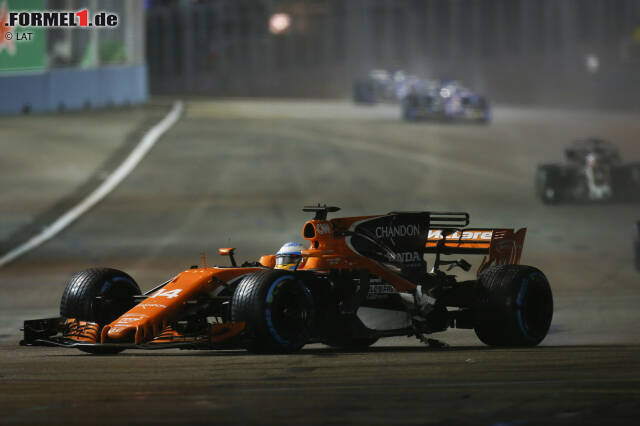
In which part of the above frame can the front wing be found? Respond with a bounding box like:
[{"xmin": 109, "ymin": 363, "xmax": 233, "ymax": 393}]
[{"xmin": 20, "ymin": 317, "xmax": 247, "ymax": 351}]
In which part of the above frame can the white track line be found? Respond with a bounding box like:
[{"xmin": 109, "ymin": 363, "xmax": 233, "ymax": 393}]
[{"xmin": 0, "ymin": 100, "xmax": 184, "ymax": 268}]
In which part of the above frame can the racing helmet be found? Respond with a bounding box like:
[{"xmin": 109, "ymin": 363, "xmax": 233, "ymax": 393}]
[
  {"xmin": 275, "ymin": 242, "xmax": 306, "ymax": 270},
  {"xmin": 586, "ymin": 152, "xmax": 599, "ymax": 167}
]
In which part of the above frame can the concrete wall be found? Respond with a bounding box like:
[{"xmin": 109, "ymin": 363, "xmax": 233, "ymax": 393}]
[{"xmin": 0, "ymin": 65, "xmax": 147, "ymax": 115}]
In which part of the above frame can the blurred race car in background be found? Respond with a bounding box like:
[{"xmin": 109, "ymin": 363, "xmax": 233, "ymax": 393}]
[
  {"xmin": 402, "ymin": 80, "xmax": 491, "ymax": 123},
  {"xmin": 535, "ymin": 138, "xmax": 640, "ymax": 204},
  {"xmin": 352, "ymin": 69, "xmax": 421, "ymax": 104}
]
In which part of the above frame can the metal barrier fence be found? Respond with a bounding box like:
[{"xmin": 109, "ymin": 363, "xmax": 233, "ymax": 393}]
[
  {"xmin": 147, "ymin": 0, "xmax": 640, "ymax": 107},
  {"xmin": 48, "ymin": 0, "xmax": 145, "ymax": 68}
]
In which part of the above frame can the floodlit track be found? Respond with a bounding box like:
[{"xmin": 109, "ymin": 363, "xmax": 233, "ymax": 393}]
[{"xmin": 1, "ymin": 100, "xmax": 639, "ymax": 425}]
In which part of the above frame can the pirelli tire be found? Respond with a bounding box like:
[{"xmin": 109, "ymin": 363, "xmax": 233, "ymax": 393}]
[
  {"xmin": 402, "ymin": 94, "xmax": 419, "ymax": 121},
  {"xmin": 353, "ymin": 81, "xmax": 376, "ymax": 104},
  {"xmin": 60, "ymin": 268, "xmax": 141, "ymax": 354},
  {"xmin": 231, "ymin": 270, "xmax": 315, "ymax": 354},
  {"xmin": 611, "ymin": 163, "xmax": 640, "ymax": 201},
  {"xmin": 535, "ymin": 165, "xmax": 564, "ymax": 204},
  {"xmin": 474, "ymin": 265, "xmax": 553, "ymax": 347},
  {"xmin": 475, "ymin": 97, "xmax": 491, "ymax": 124}
]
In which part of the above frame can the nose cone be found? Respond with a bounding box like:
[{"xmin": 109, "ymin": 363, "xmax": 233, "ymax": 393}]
[
  {"xmin": 102, "ymin": 312, "xmax": 166, "ymax": 344},
  {"xmin": 104, "ymin": 324, "xmax": 136, "ymax": 342},
  {"xmin": 101, "ymin": 313, "xmax": 160, "ymax": 344},
  {"xmin": 102, "ymin": 320, "xmax": 160, "ymax": 344}
]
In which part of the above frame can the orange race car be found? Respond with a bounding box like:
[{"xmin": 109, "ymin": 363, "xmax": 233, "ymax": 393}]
[{"xmin": 21, "ymin": 205, "xmax": 553, "ymax": 354}]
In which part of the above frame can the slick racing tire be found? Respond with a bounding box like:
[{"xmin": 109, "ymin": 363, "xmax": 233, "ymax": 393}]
[
  {"xmin": 476, "ymin": 98, "xmax": 491, "ymax": 124},
  {"xmin": 402, "ymin": 94, "xmax": 419, "ymax": 121},
  {"xmin": 474, "ymin": 265, "xmax": 553, "ymax": 347},
  {"xmin": 535, "ymin": 165, "xmax": 564, "ymax": 204},
  {"xmin": 353, "ymin": 81, "xmax": 376, "ymax": 104},
  {"xmin": 612, "ymin": 164, "xmax": 640, "ymax": 201},
  {"xmin": 402, "ymin": 106, "xmax": 417, "ymax": 121},
  {"xmin": 60, "ymin": 268, "xmax": 141, "ymax": 354},
  {"xmin": 232, "ymin": 270, "xmax": 314, "ymax": 354}
]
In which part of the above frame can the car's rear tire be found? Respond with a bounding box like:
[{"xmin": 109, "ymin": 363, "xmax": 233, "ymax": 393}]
[
  {"xmin": 402, "ymin": 94, "xmax": 419, "ymax": 121},
  {"xmin": 353, "ymin": 81, "xmax": 376, "ymax": 104},
  {"xmin": 476, "ymin": 98, "xmax": 491, "ymax": 124},
  {"xmin": 474, "ymin": 265, "xmax": 553, "ymax": 347},
  {"xmin": 231, "ymin": 270, "xmax": 314, "ymax": 354},
  {"xmin": 402, "ymin": 107, "xmax": 417, "ymax": 121},
  {"xmin": 612, "ymin": 164, "xmax": 640, "ymax": 201},
  {"xmin": 60, "ymin": 268, "xmax": 141, "ymax": 354}
]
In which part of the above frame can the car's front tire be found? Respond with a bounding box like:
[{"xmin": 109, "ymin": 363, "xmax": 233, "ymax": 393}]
[
  {"xmin": 60, "ymin": 268, "xmax": 141, "ymax": 354},
  {"xmin": 535, "ymin": 165, "xmax": 565, "ymax": 204},
  {"xmin": 231, "ymin": 270, "xmax": 315, "ymax": 354}
]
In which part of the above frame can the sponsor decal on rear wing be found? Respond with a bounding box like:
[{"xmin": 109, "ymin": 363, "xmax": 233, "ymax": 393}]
[
  {"xmin": 426, "ymin": 228, "xmax": 498, "ymax": 254},
  {"xmin": 426, "ymin": 229, "xmax": 494, "ymax": 251},
  {"xmin": 425, "ymin": 228, "xmax": 527, "ymax": 276}
]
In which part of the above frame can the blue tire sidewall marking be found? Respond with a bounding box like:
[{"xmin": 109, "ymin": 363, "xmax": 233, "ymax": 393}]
[
  {"xmin": 112, "ymin": 276, "xmax": 134, "ymax": 284},
  {"xmin": 516, "ymin": 272, "xmax": 542, "ymax": 341},
  {"xmin": 265, "ymin": 275, "xmax": 313, "ymax": 347},
  {"xmin": 100, "ymin": 280, "xmax": 113, "ymax": 294},
  {"xmin": 100, "ymin": 275, "xmax": 135, "ymax": 295}
]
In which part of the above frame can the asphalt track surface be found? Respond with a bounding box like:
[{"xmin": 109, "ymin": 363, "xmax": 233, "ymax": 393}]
[{"xmin": 1, "ymin": 100, "xmax": 639, "ymax": 425}]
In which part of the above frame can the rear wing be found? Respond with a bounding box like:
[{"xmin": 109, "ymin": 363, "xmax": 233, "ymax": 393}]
[
  {"xmin": 362, "ymin": 210, "xmax": 526, "ymax": 276},
  {"xmin": 425, "ymin": 227, "xmax": 527, "ymax": 276}
]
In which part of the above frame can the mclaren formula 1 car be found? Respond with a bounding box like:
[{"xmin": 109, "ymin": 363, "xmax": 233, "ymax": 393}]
[
  {"xmin": 535, "ymin": 138, "xmax": 640, "ymax": 204},
  {"xmin": 21, "ymin": 206, "xmax": 553, "ymax": 354},
  {"xmin": 402, "ymin": 80, "xmax": 491, "ymax": 123}
]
